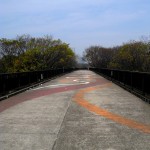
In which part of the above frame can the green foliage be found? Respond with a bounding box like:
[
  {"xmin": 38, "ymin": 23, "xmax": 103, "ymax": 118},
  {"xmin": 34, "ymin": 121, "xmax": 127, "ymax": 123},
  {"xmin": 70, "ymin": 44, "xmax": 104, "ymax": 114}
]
[
  {"xmin": 83, "ymin": 40, "xmax": 150, "ymax": 72},
  {"xmin": 42, "ymin": 43, "xmax": 76, "ymax": 69},
  {"xmin": 13, "ymin": 48, "xmax": 43, "ymax": 72},
  {"xmin": 0, "ymin": 35, "xmax": 77, "ymax": 73},
  {"xmin": 109, "ymin": 41, "xmax": 149, "ymax": 71}
]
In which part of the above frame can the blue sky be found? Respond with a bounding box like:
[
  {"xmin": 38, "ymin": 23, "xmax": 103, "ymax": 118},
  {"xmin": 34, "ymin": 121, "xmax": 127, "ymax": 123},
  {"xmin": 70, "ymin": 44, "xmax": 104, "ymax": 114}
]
[{"xmin": 0, "ymin": 0, "xmax": 150, "ymax": 55}]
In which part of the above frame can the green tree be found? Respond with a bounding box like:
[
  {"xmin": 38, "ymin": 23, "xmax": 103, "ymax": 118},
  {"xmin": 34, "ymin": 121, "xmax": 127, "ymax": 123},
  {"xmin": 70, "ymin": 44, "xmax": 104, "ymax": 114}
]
[
  {"xmin": 43, "ymin": 43, "xmax": 76, "ymax": 69},
  {"xmin": 109, "ymin": 41, "xmax": 148, "ymax": 71},
  {"xmin": 0, "ymin": 35, "xmax": 77, "ymax": 73},
  {"xmin": 13, "ymin": 48, "xmax": 43, "ymax": 72}
]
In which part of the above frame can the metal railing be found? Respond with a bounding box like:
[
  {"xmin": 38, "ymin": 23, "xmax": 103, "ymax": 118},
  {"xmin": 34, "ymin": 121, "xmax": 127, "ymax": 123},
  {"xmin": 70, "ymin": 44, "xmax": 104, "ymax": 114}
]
[
  {"xmin": 0, "ymin": 68, "xmax": 75, "ymax": 98},
  {"xmin": 90, "ymin": 68, "xmax": 150, "ymax": 103}
]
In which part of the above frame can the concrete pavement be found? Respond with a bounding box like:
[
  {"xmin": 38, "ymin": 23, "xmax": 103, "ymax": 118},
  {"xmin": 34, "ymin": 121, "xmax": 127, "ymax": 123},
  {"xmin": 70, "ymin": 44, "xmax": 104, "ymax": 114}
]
[{"xmin": 0, "ymin": 70, "xmax": 150, "ymax": 150}]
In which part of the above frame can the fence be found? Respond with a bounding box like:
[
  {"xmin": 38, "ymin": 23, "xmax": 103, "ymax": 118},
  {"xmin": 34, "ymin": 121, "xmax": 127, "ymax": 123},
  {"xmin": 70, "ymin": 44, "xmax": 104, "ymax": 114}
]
[
  {"xmin": 90, "ymin": 68, "xmax": 150, "ymax": 102},
  {"xmin": 0, "ymin": 68, "xmax": 75, "ymax": 98}
]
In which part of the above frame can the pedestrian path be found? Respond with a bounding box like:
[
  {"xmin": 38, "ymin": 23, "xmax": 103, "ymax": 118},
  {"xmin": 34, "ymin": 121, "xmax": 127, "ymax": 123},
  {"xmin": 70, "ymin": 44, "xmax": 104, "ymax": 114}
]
[{"xmin": 0, "ymin": 70, "xmax": 150, "ymax": 150}]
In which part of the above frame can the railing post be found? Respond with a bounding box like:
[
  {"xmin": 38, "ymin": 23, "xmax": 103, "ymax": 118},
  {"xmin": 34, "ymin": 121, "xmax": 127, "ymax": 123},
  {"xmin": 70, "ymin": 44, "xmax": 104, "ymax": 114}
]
[
  {"xmin": 131, "ymin": 72, "xmax": 133, "ymax": 90},
  {"xmin": 142, "ymin": 74, "xmax": 145, "ymax": 96},
  {"xmin": 123, "ymin": 71, "xmax": 125, "ymax": 86},
  {"xmin": 111, "ymin": 70, "xmax": 113, "ymax": 81},
  {"xmin": 41, "ymin": 74, "xmax": 43, "ymax": 80}
]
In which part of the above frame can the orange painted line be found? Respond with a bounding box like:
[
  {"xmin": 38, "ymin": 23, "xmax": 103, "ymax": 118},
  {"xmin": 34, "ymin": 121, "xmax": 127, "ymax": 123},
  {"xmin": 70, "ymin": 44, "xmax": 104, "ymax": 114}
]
[{"xmin": 74, "ymin": 84, "xmax": 150, "ymax": 134}]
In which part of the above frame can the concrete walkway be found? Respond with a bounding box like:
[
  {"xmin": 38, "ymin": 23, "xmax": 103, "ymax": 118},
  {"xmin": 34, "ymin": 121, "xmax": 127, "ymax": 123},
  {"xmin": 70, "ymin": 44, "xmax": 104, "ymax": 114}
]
[{"xmin": 0, "ymin": 70, "xmax": 150, "ymax": 150}]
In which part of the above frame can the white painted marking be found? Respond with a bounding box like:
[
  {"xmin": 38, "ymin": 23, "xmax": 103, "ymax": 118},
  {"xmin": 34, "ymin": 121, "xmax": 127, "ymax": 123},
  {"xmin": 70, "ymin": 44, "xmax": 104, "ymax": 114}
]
[
  {"xmin": 73, "ymin": 80, "xmax": 77, "ymax": 82},
  {"xmin": 66, "ymin": 76, "xmax": 91, "ymax": 79},
  {"xmin": 31, "ymin": 82, "xmax": 89, "ymax": 90}
]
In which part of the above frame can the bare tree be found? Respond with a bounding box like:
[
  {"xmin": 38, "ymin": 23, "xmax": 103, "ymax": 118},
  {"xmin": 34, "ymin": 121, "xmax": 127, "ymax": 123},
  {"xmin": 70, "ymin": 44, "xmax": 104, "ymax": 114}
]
[{"xmin": 83, "ymin": 46, "xmax": 114, "ymax": 68}]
